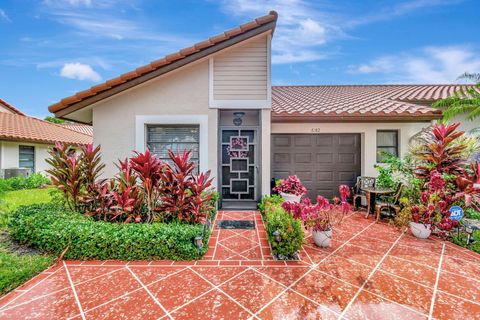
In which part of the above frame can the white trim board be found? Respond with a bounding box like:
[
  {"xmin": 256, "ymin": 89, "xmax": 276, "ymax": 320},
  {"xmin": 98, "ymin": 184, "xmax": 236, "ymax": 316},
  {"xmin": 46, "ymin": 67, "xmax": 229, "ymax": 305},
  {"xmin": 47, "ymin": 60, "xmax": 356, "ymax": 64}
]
[{"xmin": 135, "ymin": 115, "xmax": 209, "ymax": 173}]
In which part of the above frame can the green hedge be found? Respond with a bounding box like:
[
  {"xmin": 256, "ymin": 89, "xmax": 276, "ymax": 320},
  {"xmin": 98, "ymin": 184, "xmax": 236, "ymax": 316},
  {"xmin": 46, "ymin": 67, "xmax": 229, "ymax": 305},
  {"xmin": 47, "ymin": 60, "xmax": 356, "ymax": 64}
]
[
  {"xmin": 0, "ymin": 173, "xmax": 50, "ymax": 193},
  {"xmin": 9, "ymin": 204, "xmax": 210, "ymax": 261},
  {"xmin": 260, "ymin": 196, "xmax": 304, "ymax": 259}
]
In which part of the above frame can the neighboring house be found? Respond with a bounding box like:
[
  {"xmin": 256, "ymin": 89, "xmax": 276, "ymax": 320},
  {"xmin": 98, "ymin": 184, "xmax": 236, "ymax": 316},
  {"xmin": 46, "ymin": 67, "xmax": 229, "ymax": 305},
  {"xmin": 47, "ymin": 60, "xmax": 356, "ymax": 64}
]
[
  {"xmin": 59, "ymin": 123, "xmax": 94, "ymax": 136},
  {"xmin": 0, "ymin": 99, "xmax": 92, "ymax": 176},
  {"xmin": 47, "ymin": 11, "xmax": 476, "ymax": 209}
]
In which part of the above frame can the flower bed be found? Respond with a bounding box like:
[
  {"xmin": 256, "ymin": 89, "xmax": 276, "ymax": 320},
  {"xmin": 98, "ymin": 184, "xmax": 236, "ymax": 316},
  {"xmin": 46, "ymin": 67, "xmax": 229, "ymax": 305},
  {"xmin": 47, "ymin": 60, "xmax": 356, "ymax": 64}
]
[{"xmin": 9, "ymin": 204, "xmax": 210, "ymax": 260}]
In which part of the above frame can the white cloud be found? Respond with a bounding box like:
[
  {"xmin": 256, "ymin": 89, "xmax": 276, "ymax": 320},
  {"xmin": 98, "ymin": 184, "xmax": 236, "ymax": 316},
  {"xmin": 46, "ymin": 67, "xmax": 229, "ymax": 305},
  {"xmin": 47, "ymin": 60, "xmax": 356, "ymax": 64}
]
[
  {"xmin": 218, "ymin": 0, "xmax": 460, "ymax": 65},
  {"xmin": 219, "ymin": 0, "xmax": 337, "ymax": 64},
  {"xmin": 0, "ymin": 9, "xmax": 11, "ymax": 22},
  {"xmin": 349, "ymin": 46, "xmax": 480, "ymax": 83},
  {"xmin": 60, "ymin": 62, "xmax": 102, "ymax": 81}
]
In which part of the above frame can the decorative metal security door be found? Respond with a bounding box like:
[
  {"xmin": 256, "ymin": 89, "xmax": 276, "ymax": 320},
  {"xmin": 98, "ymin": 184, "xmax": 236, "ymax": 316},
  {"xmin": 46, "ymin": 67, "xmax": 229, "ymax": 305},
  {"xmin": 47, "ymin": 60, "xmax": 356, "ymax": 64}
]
[{"xmin": 219, "ymin": 127, "xmax": 259, "ymax": 209}]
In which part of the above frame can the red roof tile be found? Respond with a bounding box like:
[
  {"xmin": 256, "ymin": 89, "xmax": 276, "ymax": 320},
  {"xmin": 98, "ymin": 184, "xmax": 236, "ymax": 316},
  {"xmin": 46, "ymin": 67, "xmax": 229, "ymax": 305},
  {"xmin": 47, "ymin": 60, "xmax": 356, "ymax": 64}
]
[
  {"xmin": 59, "ymin": 123, "xmax": 93, "ymax": 136},
  {"xmin": 0, "ymin": 113, "xmax": 92, "ymax": 145},
  {"xmin": 0, "ymin": 98, "xmax": 25, "ymax": 116},
  {"xmin": 49, "ymin": 11, "xmax": 278, "ymax": 115},
  {"xmin": 271, "ymin": 85, "xmax": 475, "ymax": 121}
]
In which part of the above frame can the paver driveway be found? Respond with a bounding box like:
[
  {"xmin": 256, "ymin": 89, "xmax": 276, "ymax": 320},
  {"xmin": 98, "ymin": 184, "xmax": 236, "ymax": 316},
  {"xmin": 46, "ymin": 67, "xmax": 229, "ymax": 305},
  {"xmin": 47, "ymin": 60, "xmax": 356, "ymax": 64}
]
[{"xmin": 1, "ymin": 211, "xmax": 479, "ymax": 319}]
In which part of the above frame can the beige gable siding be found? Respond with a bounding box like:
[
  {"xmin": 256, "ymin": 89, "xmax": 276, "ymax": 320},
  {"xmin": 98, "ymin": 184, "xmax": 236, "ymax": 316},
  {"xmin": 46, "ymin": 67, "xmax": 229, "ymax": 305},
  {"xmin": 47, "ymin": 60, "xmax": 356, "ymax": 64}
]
[{"xmin": 213, "ymin": 35, "xmax": 268, "ymax": 100}]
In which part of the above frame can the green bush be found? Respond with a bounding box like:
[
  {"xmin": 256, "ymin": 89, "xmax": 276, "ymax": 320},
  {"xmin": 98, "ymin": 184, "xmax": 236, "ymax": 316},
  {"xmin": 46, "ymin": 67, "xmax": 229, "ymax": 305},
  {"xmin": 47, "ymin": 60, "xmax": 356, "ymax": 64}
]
[
  {"xmin": 9, "ymin": 204, "xmax": 210, "ymax": 261},
  {"xmin": 0, "ymin": 173, "xmax": 50, "ymax": 192},
  {"xmin": 261, "ymin": 196, "xmax": 303, "ymax": 259},
  {"xmin": 258, "ymin": 194, "xmax": 284, "ymax": 219},
  {"xmin": 465, "ymin": 208, "xmax": 480, "ymax": 220}
]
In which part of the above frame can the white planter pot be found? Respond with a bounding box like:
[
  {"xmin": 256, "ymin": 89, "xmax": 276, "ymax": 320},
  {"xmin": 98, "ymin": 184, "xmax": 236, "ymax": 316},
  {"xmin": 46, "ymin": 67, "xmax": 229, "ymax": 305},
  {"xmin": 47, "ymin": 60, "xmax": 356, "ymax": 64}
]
[
  {"xmin": 409, "ymin": 222, "xmax": 432, "ymax": 239},
  {"xmin": 312, "ymin": 229, "xmax": 332, "ymax": 248},
  {"xmin": 280, "ymin": 192, "xmax": 302, "ymax": 203}
]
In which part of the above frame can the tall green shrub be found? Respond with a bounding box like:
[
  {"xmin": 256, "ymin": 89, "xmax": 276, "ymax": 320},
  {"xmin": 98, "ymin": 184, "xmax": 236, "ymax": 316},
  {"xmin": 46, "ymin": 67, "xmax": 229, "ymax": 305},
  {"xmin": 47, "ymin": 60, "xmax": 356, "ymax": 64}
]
[{"xmin": 265, "ymin": 206, "xmax": 304, "ymax": 259}]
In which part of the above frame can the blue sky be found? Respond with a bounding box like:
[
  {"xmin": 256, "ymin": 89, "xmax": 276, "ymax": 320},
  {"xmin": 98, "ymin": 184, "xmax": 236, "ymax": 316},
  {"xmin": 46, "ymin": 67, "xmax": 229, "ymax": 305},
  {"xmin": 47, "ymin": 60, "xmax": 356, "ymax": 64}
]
[{"xmin": 0, "ymin": 0, "xmax": 479, "ymax": 117}]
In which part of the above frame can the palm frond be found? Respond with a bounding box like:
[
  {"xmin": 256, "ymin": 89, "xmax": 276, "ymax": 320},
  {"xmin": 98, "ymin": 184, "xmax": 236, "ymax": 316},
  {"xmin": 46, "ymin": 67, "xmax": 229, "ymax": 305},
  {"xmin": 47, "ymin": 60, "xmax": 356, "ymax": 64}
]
[
  {"xmin": 432, "ymin": 74, "xmax": 480, "ymax": 121},
  {"xmin": 458, "ymin": 72, "xmax": 480, "ymax": 84},
  {"xmin": 467, "ymin": 105, "xmax": 480, "ymax": 120}
]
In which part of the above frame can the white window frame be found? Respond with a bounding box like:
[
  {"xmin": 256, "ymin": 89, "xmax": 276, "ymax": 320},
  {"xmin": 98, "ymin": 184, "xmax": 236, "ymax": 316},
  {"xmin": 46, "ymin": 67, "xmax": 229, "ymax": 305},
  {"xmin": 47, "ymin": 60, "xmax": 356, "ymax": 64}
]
[{"xmin": 135, "ymin": 115, "xmax": 208, "ymax": 173}]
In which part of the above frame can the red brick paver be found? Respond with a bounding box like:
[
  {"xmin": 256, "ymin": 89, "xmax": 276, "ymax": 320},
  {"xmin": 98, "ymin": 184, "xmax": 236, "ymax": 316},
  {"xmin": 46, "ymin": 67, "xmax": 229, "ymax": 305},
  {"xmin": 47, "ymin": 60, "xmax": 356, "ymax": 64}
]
[{"xmin": 1, "ymin": 211, "xmax": 479, "ymax": 319}]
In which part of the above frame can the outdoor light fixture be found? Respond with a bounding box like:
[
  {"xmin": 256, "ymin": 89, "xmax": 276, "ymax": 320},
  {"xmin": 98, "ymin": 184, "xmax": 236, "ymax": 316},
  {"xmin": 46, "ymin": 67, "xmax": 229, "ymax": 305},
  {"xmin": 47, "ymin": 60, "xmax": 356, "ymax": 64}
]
[
  {"xmin": 194, "ymin": 236, "xmax": 204, "ymax": 249},
  {"xmin": 272, "ymin": 230, "xmax": 282, "ymax": 242},
  {"xmin": 233, "ymin": 112, "xmax": 245, "ymax": 126}
]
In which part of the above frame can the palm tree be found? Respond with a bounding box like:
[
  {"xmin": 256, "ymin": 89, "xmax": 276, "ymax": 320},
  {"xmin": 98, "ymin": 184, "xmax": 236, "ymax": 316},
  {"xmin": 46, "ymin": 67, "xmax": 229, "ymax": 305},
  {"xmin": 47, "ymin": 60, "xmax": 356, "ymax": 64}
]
[{"xmin": 432, "ymin": 72, "xmax": 480, "ymax": 122}]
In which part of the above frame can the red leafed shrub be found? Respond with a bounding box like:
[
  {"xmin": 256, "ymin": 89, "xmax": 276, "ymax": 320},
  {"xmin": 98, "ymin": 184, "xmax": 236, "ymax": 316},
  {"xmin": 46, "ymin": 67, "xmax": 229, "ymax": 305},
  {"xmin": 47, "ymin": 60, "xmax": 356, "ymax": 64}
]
[
  {"xmin": 129, "ymin": 149, "xmax": 164, "ymax": 222},
  {"xmin": 282, "ymin": 185, "xmax": 350, "ymax": 231},
  {"xmin": 409, "ymin": 123, "xmax": 480, "ymax": 230},
  {"xmin": 410, "ymin": 171, "xmax": 459, "ymax": 231},
  {"xmin": 159, "ymin": 150, "xmax": 214, "ymax": 223},
  {"xmin": 46, "ymin": 143, "xmax": 85, "ymax": 212},
  {"xmin": 273, "ymin": 175, "xmax": 307, "ymax": 196},
  {"xmin": 455, "ymin": 161, "xmax": 480, "ymax": 210},
  {"xmin": 413, "ymin": 123, "xmax": 466, "ymax": 179},
  {"xmin": 46, "ymin": 143, "xmax": 217, "ymax": 224}
]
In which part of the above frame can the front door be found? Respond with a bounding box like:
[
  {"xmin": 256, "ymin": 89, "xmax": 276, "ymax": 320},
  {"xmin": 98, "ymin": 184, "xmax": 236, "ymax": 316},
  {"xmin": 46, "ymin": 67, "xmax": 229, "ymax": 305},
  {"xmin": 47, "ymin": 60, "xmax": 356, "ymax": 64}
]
[{"xmin": 219, "ymin": 111, "xmax": 260, "ymax": 209}]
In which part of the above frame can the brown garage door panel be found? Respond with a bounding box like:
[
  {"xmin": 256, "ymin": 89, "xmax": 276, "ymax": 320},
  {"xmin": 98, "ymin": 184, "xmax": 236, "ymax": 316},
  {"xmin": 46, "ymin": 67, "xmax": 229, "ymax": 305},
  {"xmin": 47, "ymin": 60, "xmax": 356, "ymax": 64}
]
[{"xmin": 271, "ymin": 133, "xmax": 361, "ymax": 200}]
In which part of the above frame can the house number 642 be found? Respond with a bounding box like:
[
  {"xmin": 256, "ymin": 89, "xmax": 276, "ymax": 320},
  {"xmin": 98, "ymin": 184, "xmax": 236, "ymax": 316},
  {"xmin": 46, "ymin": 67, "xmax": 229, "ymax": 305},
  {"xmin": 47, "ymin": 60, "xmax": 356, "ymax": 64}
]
[{"xmin": 311, "ymin": 128, "xmax": 321, "ymax": 133}]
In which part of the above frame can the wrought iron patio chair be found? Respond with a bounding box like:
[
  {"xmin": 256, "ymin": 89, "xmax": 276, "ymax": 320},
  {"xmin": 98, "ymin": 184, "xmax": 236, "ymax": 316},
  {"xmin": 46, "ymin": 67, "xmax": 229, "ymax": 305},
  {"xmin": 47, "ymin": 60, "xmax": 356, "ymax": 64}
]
[{"xmin": 351, "ymin": 176, "xmax": 376, "ymax": 209}]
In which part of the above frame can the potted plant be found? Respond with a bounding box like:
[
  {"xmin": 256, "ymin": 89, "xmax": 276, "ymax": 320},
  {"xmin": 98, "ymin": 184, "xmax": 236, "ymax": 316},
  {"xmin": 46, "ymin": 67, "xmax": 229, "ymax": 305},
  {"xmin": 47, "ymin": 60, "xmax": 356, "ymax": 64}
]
[
  {"xmin": 273, "ymin": 175, "xmax": 307, "ymax": 203},
  {"xmin": 282, "ymin": 185, "xmax": 350, "ymax": 247}
]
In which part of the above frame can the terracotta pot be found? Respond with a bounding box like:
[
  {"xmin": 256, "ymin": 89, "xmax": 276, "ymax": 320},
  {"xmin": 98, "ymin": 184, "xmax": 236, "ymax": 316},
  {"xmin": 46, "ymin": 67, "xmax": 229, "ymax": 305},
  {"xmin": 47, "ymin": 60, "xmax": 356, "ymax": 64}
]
[
  {"xmin": 312, "ymin": 229, "xmax": 332, "ymax": 247},
  {"xmin": 280, "ymin": 192, "xmax": 302, "ymax": 203},
  {"xmin": 409, "ymin": 221, "xmax": 432, "ymax": 239}
]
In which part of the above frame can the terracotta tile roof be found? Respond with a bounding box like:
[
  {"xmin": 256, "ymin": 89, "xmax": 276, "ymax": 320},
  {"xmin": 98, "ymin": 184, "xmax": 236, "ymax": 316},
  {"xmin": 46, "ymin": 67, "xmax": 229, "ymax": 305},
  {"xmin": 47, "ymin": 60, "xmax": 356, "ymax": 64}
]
[
  {"xmin": 0, "ymin": 98, "xmax": 25, "ymax": 116},
  {"xmin": 0, "ymin": 113, "xmax": 93, "ymax": 145},
  {"xmin": 48, "ymin": 11, "xmax": 278, "ymax": 115},
  {"xmin": 59, "ymin": 123, "xmax": 93, "ymax": 136},
  {"xmin": 271, "ymin": 84, "xmax": 475, "ymax": 121}
]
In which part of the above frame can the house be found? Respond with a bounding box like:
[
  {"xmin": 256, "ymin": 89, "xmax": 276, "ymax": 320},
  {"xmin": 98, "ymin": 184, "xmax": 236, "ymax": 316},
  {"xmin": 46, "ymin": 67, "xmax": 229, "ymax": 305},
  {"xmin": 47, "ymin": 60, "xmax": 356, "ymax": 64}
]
[
  {"xmin": 0, "ymin": 98, "xmax": 92, "ymax": 176},
  {"xmin": 47, "ymin": 11, "xmax": 477, "ymax": 209}
]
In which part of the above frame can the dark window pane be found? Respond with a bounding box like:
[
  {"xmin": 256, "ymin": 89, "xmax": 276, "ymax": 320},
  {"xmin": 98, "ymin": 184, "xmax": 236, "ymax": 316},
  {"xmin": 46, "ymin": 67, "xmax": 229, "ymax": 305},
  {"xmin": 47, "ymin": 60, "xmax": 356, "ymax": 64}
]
[
  {"xmin": 146, "ymin": 125, "xmax": 200, "ymax": 170},
  {"xmin": 19, "ymin": 146, "xmax": 35, "ymax": 171},
  {"xmin": 376, "ymin": 130, "xmax": 398, "ymax": 163}
]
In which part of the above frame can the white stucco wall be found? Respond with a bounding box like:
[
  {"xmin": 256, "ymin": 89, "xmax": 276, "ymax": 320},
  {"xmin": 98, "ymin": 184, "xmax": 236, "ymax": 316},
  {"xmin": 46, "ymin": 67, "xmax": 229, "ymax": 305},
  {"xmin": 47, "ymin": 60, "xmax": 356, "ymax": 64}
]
[
  {"xmin": 0, "ymin": 141, "xmax": 51, "ymax": 173},
  {"xmin": 449, "ymin": 113, "xmax": 480, "ymax": 134},
  {"xmin": 92, "ymin": 59, "xmax": 220, "ymax": 187},
  {"xmin": 260, "ymin": 109, "xmax": 271, "ymax": 196},
  {"xmin": 271, "ymin": 122, "xmax": 430, "ymax": 177}
]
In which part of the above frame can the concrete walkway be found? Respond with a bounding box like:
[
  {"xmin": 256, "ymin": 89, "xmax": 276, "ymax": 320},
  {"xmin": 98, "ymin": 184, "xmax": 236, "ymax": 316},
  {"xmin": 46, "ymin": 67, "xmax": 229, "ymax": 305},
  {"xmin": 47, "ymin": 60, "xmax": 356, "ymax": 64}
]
[{"xmin": 0, "ymin": 211, "xmax": 479, "ymax": 319}]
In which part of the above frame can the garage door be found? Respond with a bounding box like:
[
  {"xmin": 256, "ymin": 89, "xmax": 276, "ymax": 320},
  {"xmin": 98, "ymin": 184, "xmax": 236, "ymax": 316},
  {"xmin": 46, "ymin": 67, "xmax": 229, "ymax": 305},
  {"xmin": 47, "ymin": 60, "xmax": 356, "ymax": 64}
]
[{"xmin": 271, "ymin": 134, "xmax": 361, "ymax": 200}]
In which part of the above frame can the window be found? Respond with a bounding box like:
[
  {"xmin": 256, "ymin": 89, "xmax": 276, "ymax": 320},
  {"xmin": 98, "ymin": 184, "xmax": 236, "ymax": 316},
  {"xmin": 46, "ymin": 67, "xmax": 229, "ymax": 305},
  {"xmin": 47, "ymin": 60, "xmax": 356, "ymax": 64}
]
[
  {"xmin": 19, "ymin": 146, "xmax": 35, "ymax": 171},
  {"xmin": 376, "ymin": 130, "xmax": 398, "ymax": 162},
  {"xmin": 146, "ymin": 125, "xmax": 200, "ymax": 168}
]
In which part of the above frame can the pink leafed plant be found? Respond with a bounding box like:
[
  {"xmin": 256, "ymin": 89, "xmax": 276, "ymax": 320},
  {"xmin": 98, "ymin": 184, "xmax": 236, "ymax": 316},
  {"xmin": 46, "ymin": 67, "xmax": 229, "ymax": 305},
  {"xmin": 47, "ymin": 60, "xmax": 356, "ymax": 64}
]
[
  {"xmin": 282, "ymin": 185, "xmax": 351, "ymax": 231},
  {"xmin": 411, "ymin": 171, "xmax": 459, "ymax": 231},
  {"xmin": 273, "ymin": 175, "xmax": 307, "ymax": 196}
]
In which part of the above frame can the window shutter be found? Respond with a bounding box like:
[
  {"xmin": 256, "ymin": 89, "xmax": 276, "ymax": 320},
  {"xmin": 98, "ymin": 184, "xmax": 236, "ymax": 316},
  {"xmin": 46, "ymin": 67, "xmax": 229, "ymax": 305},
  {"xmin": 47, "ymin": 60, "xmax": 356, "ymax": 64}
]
[{"xmin": 146, "ymin": 125, "xmax": 200, "ymax": 168}]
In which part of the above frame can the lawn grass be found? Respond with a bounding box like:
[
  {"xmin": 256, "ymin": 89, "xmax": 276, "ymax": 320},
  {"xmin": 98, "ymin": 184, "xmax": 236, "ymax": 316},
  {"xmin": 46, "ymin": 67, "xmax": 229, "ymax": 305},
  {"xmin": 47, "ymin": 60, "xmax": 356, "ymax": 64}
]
[
  {"xmin": 453, "ymin": 230, "xmax": 480, "ymax": 254},
  {"xmin": 0, "ymin": 188, "xmax": 53, "ymax": 228},
  {"xmin": 0, "ymin": 244, "xmax": 53, "ymax": 295},
  {"xmin": 0, "ymin": 188, "xmax": 55, "ymax": 295}
]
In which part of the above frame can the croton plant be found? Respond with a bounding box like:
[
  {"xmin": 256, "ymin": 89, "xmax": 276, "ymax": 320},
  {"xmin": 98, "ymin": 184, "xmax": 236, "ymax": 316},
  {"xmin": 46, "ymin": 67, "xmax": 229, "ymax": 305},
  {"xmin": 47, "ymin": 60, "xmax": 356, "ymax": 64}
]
[
  {"xmin": 273, "ymin": 175, "xmax": 307, "ymax": 196},
  {"xmin": 282, "ymin": 185, "xmax": 351, "ymax": 231},
  {"xmin": 407, "ymin": 122, "xmax": 480, "ymax": 231}
]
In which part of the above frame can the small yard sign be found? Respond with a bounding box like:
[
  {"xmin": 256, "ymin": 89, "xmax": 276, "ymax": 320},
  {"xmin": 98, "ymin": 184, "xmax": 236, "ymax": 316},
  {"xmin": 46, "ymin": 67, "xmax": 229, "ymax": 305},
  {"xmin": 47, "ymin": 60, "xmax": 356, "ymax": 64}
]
[{"xmin": 449, "ymin": 206, "xmax": 464, "ymax": 221}]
